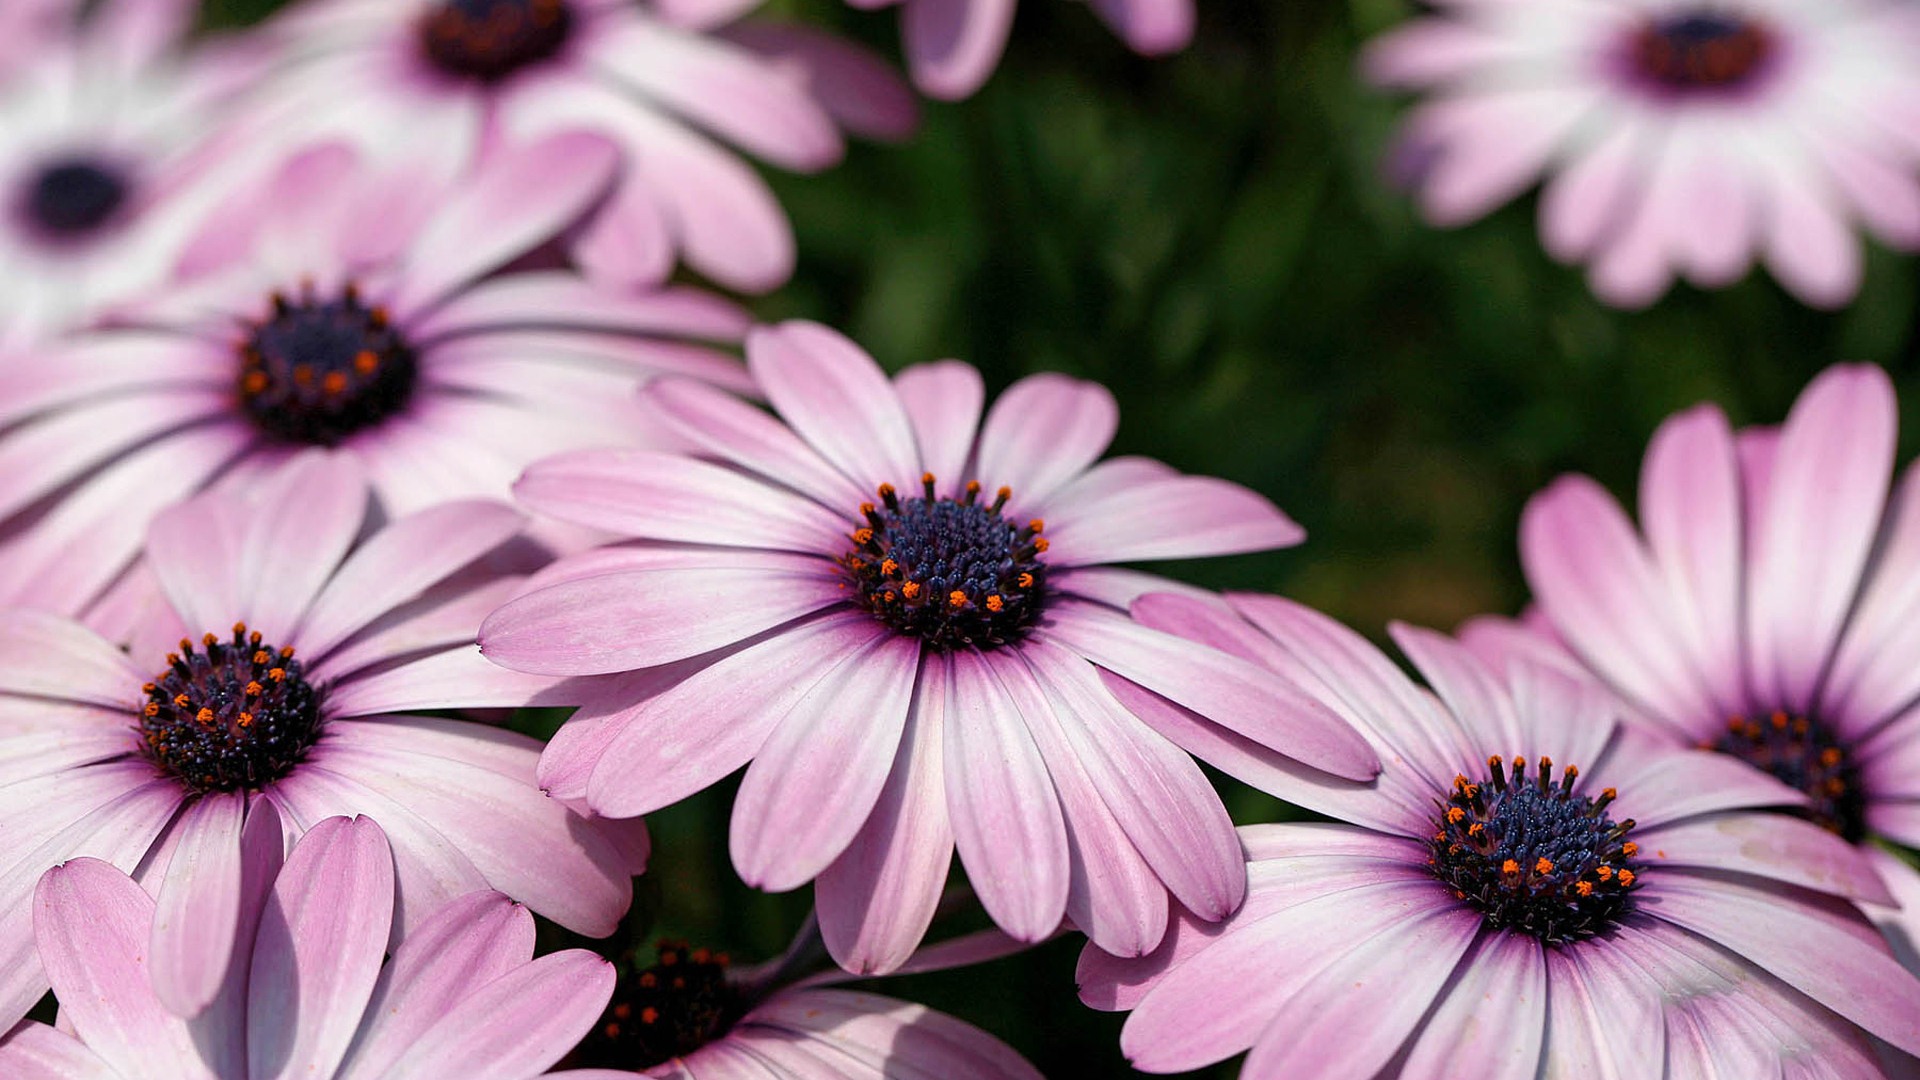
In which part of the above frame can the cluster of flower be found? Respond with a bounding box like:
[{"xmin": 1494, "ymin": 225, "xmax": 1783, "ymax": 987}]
[{"xmin": 0, "ymin": 0, "xmax": 1917, "ymax": 1077}]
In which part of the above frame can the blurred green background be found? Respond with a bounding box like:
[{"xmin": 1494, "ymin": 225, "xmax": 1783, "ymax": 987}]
[{"xmin": 196, "ymin": 0, "xmax": 1920, "ymax": 1075}]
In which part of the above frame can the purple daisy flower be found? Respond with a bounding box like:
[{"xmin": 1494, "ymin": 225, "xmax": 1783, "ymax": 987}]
[
  {"xmin": 1363, "ymin": 0, "xmax": 1920, "ymax": 309},
  {"xmin": 1472, "ymin": 362, "xmax": 1920, "ymax": 985},
  {"xmin": 551, "ymin": 928, "xmax": 1042, "ymax": 1078},
  {"xmin": 480, "ymin": 320, "xmax": 1377, "ymax": 973},
  {"xmin": 1085, "ymin": 592, "xmax": 1920, "ymax": 1076},
  {"xmin": 659, "ymin": 0, "xmax": 1194, "ymax": 101},
  {"xmin": 0, "ymin": 134, "xmax": 750, "ymax": 631},
  {"xmin": 239, "ymin": 0, "xmax": 918, "ymax": 294},
  {"xmin": 0, "ymin": 0, "xmax": 271, "ymax": 346},
  {"xmin": 0, "ymin": 814, "xmax": 616, "ymax": 1080},
  {"xmin": 0, "ymin": 451, "xmax": 646, "ymax": 1031}
]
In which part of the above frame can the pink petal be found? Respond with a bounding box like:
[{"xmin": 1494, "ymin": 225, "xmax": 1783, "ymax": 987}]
[
  {"xmin": 314, "ymin": 734, "xmax": 635, "ymax": 937},
  {"xmin": 1042, "ymin": 474, "xmax": 1303, "ymax": 566},
  {"xmin": 584, "ymin": 612, "xmax": 886, "ymax": 818},
  {"xmin": 640, "ymin": 378, "xmax": 864, "ymax": 509},
  {"xmin": 32, "ymin": 859, "xmax": 211, "ymax": 1080},
  {"xmin": 893, "ymin": 360, "xmax": 985, "ymax": 492},
  {"xmin": 974, "ymin": 374, "xmax": 1118, "ymax": 506},
  {"xmin": 1046, "ymin": 601, "xmax": 1378, "ymax": 782},
  {"xmin": 1635, "ymin": 812, "xmax": 1894, "ymax": 905},
  {"xmin": 1089, "ymin": 0, "xmax": 1193, "ymax": 55},
  {"xmin": 336, "ymin": 891, "xmax": 535, "ymax": 1080},
  {"xmin": 235, "ymin": 451, "xmax": 370, "ymax": 643},
  {"xmin": 746, "ymin": 321, "xmax": 921, "ymax": 493},
  {"xmin": 1005, "ymin": 650, "xmax": 1170, "ymax": 957},
  {"xmin": 745, "ymin": 988, "xmax": 1040, "ymax": 1079},
  {"xmin": 1538, "ymin": 927, "xmax": 1666, "ymax": 1078},
  {"xmin": 323, "ymin": 646, "xmax": 571, "ymax": 714},
  {"xmin": 0, "ymin": 611, "xmax": 143, "ymax": 708},
  {"xmin": 1762, "ymin": 159, "xmax": 1864, "ymax": 308},
  {"xmin": 1602, "ymin": 738, "xmax": 1806, "ymax": 829},
  {"xmin": 378, "ymin": 951, "xmax": 614, "ymax": 1080},
  {"xmin": 295, "ymin": 501, "xmax": 524, "ymax": 662},
  {"xmin": 1643, "ymin": 870, "xmax": 1920, "ymax": 1055},
  {"xmin": 246, "ymin": 816, "xmax": 395, "ymax": 1080},
  {"xmin": 508, "ymin": 448, "xmax": 847, "ymax": 553},
  {"xmin": 411, "ymin": 273, "xmax": 750, "ymax": 345},
  {"xmin": 0, "ymin": 1019, "xmax": 116, "ymax": 1079},
  {"xmin": 942, "ymin": 652, "xmax": 1074, "ymax": 942},
  {"xmin": 730, "ymin": 634, "xmax": 919, "ymax": 892},
  {"xmin": 391, "ymin": 132, "xmax": 619, "ymax": 313},
  {"xmin": 589, "ymin": 20, "xmax": 843, "ymax": 172},
  {"xmin": 479, "ymin": 559, "xmax": 842, "ymax": 677},
  {"xmin": 1520, "ymin": 474, "xmax": 1719, "ymax": 728},
  {"xmin": 1637, "ymin": 402, "xmax": 1747, "ymax": 717},
  {"xmin": 1396, "ymin": 931, "xmax": 1547, "ymax": 1080},
  {"xmin": 148, "ymin": 792, "xmax": 246, "ymax": 1018},
  {"xmin": 570, "ymin": 179, "xmax": 675, "ymax": 290},
  {"xmin": 900, "ymin": 0, "xmax": 1015, "ymax": 100},
  {"xmin": 1236, "ymin": 906, "xmax": 1480, "ymax": 1079},
  {"xmin": 1020, "ymin": 640, "xmax": 1243, "ymax": 923},
  {"xmin": 1824, "ymin": 466, "xmax": 1920, "ymax": 735},
  {"xmin": 818, "ymin": 654, "xmax": 955, "ymax": 975},
  {"xmin": 1411, "ymin": 86, "xmax": 1599, "ymax": 228},
  {"xmin": 1746, "ymin": 365, "xmax": 1896, "ymax": 712},
  {"xmin": 721, "ymin": 22, "xmax": 922, "ymax": 143},
  {"xmin": 1361, "ymin": 19, "xmax": 1518, "ymax": 89}
]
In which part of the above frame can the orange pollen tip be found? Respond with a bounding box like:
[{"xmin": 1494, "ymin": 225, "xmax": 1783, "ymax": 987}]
[
  {"xmin": 1820, "ymin": 747, "xmax": 1844, "ymax": 767},
  {"xmin": 269, "ymin": 669, "xmax": 286, "ymax": 682},
  {"xmin": 246, "ymin": 682, "xmax": 263, "ymax": 696},
  {"xmin": 1576, "ymin": 881, "xmax": 1594, "ymax": 896},
  {"xmin": 242, "ymin": 371, "xmax": 269, "ymax": 394},
  {"xmin": 144, "ymin": 703, "xmax": 160, "ymax": 717},
  {"xmin": 1535, "ymin": 858, "xmax": 1554, "ymax": 875},
  {"xmin": 948, "ymin": 590, "xmax": 968, "ymax": 608},
  {"xmin": 1596, "ymin": 866, "xmax": 1614, "ymax": 880},
  {"xmin": 921, "ymin": 472, "xmax": 935, "ymax": 485},
  {"xmin": 603, "ymin": 1023, "xmax": 619, "ymax": 1039},
  {"xmin": 1602, "ymin": 787, "xmax": 1617, "ymax": 799},
  {"xmin": 174, "ymin": 694, "xmax": 192, "ymax": 707},
  {"xmin": 986, "ymin": 595, "xmax": 1004, "ymax": 612},
  {"xmin": 613, "ymin": 1004, "xmax": 631, "ymax": 1020},
  {"xmin": 196, "ymin": 707, "xmax": 215, "ymax": 724},
  {"xmin": 901, "ymin": 582, "xmax": 922, "ymax": 599},
  {"xmin": 1771, "ymin": 710, "xmax": 1789, "ymax": 728},
  {"xmin": 877, "ymin": 483, "xmax": 895, "ymax": 498},
  {"xmin": 1501, "ymin": 859, "xmax": 1520, "ymax": 874},
  {"xmin": 997, "ymin": 486, "xmax": 1011, "ymax": 500},
  {"xmin": 880, "ymin": 559, "xmax": 898, "ymax": 576},
  {"xmin": 1033, "ymin": 538, "xmax": 1050, "ymax": 552},
  {"xmin": 638, "ymin": 973, "xmax": 656, "ymax": 988},
  {"xmin": 1466, "ymin": 823, "xmax": 1484, "ymax": 836},
  {"xmin": 1617, "ymin": 869, "xmax": 1636, "ymax": 886},
  {"xmin": 852, "ymin": 529, "xmax": 873, "ymax": 545},
  {"xmin": 965, "ymin": 481, "xmax": 981, "ymax": 495},
  {"xmin": 203, "ymin": 633, "xmax": 218, "ymax": 646},
  {"xmin": 1017, "ymin": 572, "xmax": 1034, "ymax": 588},
  {"xmin": 322, "ymin": 372, "xmax": 348, "ymax": 394},
  {"xmin": 354, "ymin": 350, "xmax": 378, "ymax": 374},
  {"xmin": 280, "ymin": 647, "xmax": 294, "ymax": 659},
  {"xmin": 640, "ymin": 1007, "xmax": 659, "ymax": 1025},
  {"xmin": 1621, "ymin": 842, "xmax": 1639, "ymax": 857},
  {"xmin": 253, "ymin": 651, "xmax": 270, "ymax": 665},
  {"xmin": 1029, "ymin": 518, "xmax": 1045, "ymax": 533},
  {"xmin": 1445, "ymin": 807, "xmax": 1466, "ymax": 823}
]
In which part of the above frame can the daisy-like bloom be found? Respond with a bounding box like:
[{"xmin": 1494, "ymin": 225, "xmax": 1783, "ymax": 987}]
[
  {"xmin": 481, "ymin": 320, "xmax": 1378, "ymax": 973},
  {"xmin": 1362, "ymin": 0, "xmax": 1920, "ymax": 309},
  {"xmin": 662, "ymin": 0, "xmax": 1193, "ymax": 101},
  {"xmin": 0, "ymin": 452, "xmax": 647, "ymax": 1034},
  {"xmin": 1474, "ymin": 363, "xmax": 1920, "ymax": 983},
  {"xmin": 1083, "ymin": 592, "xmax": 1920, "ymax": 1077},
  {"xmin": 240, "ymin": 0, "xmax": 917, "ymax": 295},
  {"xmin": 0, "ymin": 134, "xmax": 750, "ymax": 630},
  {"xmin": 550, "ymin": 929, "xmax": 1042, "ymax": 1078},
  {"xmin": 0, "ymin": 814, "xmax": 617, "ymax": 1080},
  {"xmin": 0, "ymin": 0, "xmax": 270, "ymax": 345}
]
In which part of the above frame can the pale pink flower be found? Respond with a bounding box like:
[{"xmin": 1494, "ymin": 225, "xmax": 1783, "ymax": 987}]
[
  {"xmin": 1473, "ymin": 363, "xmax": 1920, "ymax": 995},
  {"xmin": 0, "ymin": 815, "xmax": 616, "ymax": 1080},
  {"xmin": 241, "ymin": 0, "xmax": 918, "ymax": 294},
  {"xmin": 0, "ymin": 0, "xmax": 271, "ymax": 346},
  {"xmin": 0, "ymin": 135, "xmax": 749, "ymax": 633},
  {"xmin": 0, "ymin": 452, "xmax": 646, "ymax": 1032},
  {"xmin": 1364, "ymin": 0, "xmax": 1920, "ymax": 308},
  {"xmin": 1087, "ymin": 592, "xmax": 1920, "ymax": 1077},
  {"xmin": 481, "ymin": 320, "xmax": 1377, "ymax": 974}
]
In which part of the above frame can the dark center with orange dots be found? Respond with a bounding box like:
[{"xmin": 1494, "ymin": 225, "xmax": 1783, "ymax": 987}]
[
  {"xmin": 574, "ymin": 940, "xmax": 741, "ymax": 1070},
  {"xmin": 137, "ymin": 625, "xmax": 324, "ymax": 795},
  {"xmin": 1709, "ymin": 711, "xmax": 1865, "ymax": 842},
  {"xmin": 1428, "ymin": 756, "xmax": 1641, "ymax": 945},
  {"xmin": 417, "ymin": 0, "xmax": 573, "ymax": 82},
  {"xmin": 20, "ymin": 158, "xmax": 129, "ymax": 239},
  {"xmin": 237, "ymin": 282, "xmax": 418, "ymax": 446},
  {"xmin": 1632, "ymin": 12, "xmax": 1774, "ymax": 92},
  {"xmin": 842, "ymin": 476, "xmax": 1049, "ymax": 651}
]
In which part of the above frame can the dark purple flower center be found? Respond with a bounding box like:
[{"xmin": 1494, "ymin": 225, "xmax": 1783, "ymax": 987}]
[
  {"xmin": 1708, "ymin": 712, "xmax": 1865, "ymax": 842},
  {"xmin": 417, "ymin": 0, "xmax": 573, "ymax": 83},
  {"xmin": 1632, "ymin": 12, "xmax": 1774, "ymax": 91},
  {"xmin": 842, "ymin": 476, "xmax": 1049, "ymax": 651},
  {"xmin": 1428, "ymin": 756, "xmax": 1641, "ymax": 945},
  {"xmin": 137, "ymin": 624, "xmax": 324, "ymax": 795},
  {"xmin": 19, "ymin": 157, "xmax": 129, "ymax": 239},
  {"xmin": 574, "ymin": 941, "xmax": 741, "ymax": 1070},
  {"xmin": 237, "ymin": 282, "xmax": 419, "ymax": 446}
]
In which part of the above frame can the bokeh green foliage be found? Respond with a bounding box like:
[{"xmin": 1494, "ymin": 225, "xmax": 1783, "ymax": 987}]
[{"xmin": 195, "ymin": 0, "xmax": 1920, "ymax": 1074}]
